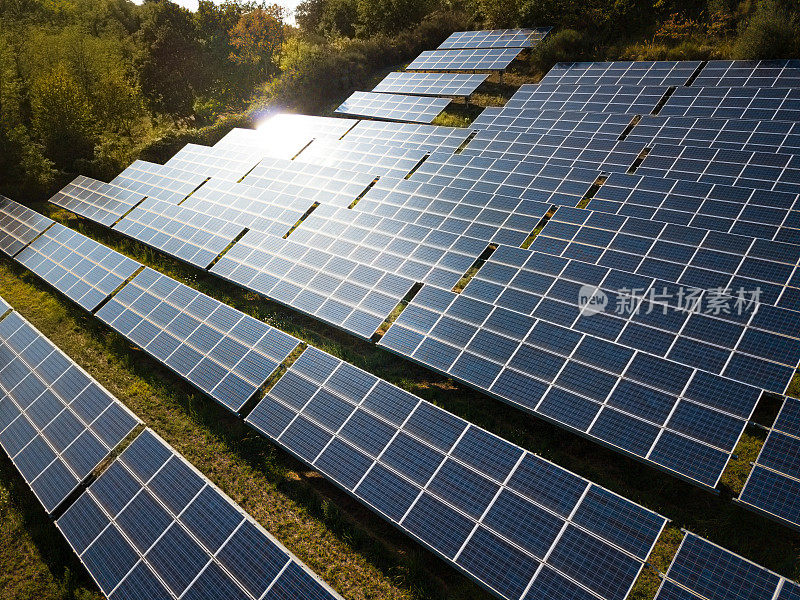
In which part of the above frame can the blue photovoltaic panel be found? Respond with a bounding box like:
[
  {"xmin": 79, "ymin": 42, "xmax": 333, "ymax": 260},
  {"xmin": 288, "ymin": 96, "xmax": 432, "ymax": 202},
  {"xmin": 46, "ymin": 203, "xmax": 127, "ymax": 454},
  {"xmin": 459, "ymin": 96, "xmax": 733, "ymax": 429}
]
[
  {"xmin": 0, "ymin": 295, "xmax": 9, "ymax": 314},
  {"xmin": 57, "ymin": 429, "xmax": 342, "ymax": 600},
  {"xmin": 500, "ymin": 83, "xmax": 669, "ymax": 114},
  {"xmin": 295, "ymin": 138, "xmax": 430, "ymax": 179},
  {"xmin": 690, "ymin": 59, "xmax": 800, "ymax": 87},
  {"xmin": 373, "ymin": 72, "xmax": 488, "ymax": 97},
  {"xmin": 112, "ymin": 197, "xmax": 247, "ymax": 269},
  {"xmin": 739, "ymin": 397, "xmax": 800, "ymax": 530},
  {"xmin": 540, "ymin": 61, "xmax": 702, "ymax": 86},
  {"xmin": 0, "ymin": 312, "xmax": 140, "ymax": 513},
  {"xmin": 216, "ymin": 114, "xmax": 357, "ymax": 152},
  {"xmin": 655, "ymin": 533, "xmax": 795, "ymax": 600},
  {"xmin": 96, "ymin": 268, "xmax": 300, "ymax": 412},
  {"xmin": 335, "ymin": 91, "xmax": 451, "ymax": 124},
  {"xmin": 110, "ymin": 160, "xmax": 209, "ymax": 205},
  {"xmin": 471, "ymin": 108, "xmax": 635, "ymax": 137},
  {"xmin": 438, "ymin": 28, "xmax": 551, "ymax": 49},
  {"xmin": 341, "ymin": 120, "xmax": 473, "ymax": 152},
  {"xmin": 660, "ymin": 87, "xmax": 800, "ymax": 121},
  {"xmin": 406, "ymin": 48, "xmax": 523, "ymax": 72},
  {"xmin": 0, "ymin": 196, "xmax": 54, "ymax": 257},
  {"xmin": 246, "ymin": 345, "xmax": 667, "ymax": 600},
  {"xmin": 16, "ymin": 223, "xmax": 142, "ymax": 312},
  {"xmin": 49, "ymin": 175, "xmax": 147, "ymax": 227},
  {"xmin": 164, "ymin": 143, "xmax": 263, "ymax": 182}
]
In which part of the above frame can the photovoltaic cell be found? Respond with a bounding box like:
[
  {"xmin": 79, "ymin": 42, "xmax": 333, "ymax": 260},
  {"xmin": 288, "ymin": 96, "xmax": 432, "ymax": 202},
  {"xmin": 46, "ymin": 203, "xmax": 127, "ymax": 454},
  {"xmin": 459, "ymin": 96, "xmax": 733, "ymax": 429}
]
[
  {"xmin": 0, "ymin": 311, "xmax": 140, "ymax": 513},
  {"xmin": 373, "ymin": 72, "xmax": 488, "ymax": 97},
  {"xmin": 539, "ymin": 60, "xmax": 702, "ymax": 86},
  {"xmin": 246, "ymin": 346, "xmax": 667, "ymax": 600},
  {"xmin": 0, "ymin": 195, "xmax": 54, "ymax": 257},
  {"xmin": 406, "ymin": 48, "xmax": 523, "ymax": 72},
  {"xmin": 438, "ymin": 28, "xmax": 551, "ymax": 49},
  {"xmin": 110, "ymin": 161, "xmax": 209, "ymax": 205},
  {"xmin": 295, "ymin": 138, "xmax": 430, "ymax": 179},
  {"xmin": 739, "ymin": 396, "xmax": 800, "ymax": 530},
  {"xmin": 690, "ymin": 59, "xmax": 800, "ymax": 87},
  {"xmin": 341, "ymin": 120, "xmax": 473, "ymax": 153},
  {"xmin": 164, "ymin": 144, "xmax": 263, "ymax": 182},
  {"xmin": 660, "ymin": 87, "xmax": 800, "ymax": 121},
  {"xmin": 112, "ymin": 197, "xmax": 247, "ymax": 269},
  {"xmin": 500, "ymin": 83, "xmax": 670, "ymax": 114},
  {"xmin": 96, "ymin": 267, "xmax": 299, "ymax": 412},
  {"xmin": 654, "ymin": 533, "xmax": 796, "ymax": 600},
  {"xmin": 0, "ymin": 295, "xmax": 9, "ymax": 314},
  {"xmin": 471, "ymin": 108, "xmax": 634, "ymax": 137},
  {"xmin": 48, "ymin": 175, "xmax": 146, "ymax": 227},
  {"xmin": 56, "ymin": 429, "xmax": 342, "ymax": 600},
  {"xmin": 335, "ymin": 91, "xmax": 451, "ymax": 124},
  {"xmin": 15, "ymin": 223, "xmax": 142, "ymax": 312}
]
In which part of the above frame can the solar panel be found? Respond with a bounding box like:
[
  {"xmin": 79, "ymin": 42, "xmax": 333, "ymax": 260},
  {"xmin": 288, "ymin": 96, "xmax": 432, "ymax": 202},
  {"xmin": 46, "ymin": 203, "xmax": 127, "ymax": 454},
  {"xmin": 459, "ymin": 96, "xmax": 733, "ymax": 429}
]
[
  {"xmin": 0, "ymin": 195, "xmax": 54, "ymax": 257},
  {"xmin": 405, "ymin": 48, "xmax": 523, "ymax": 72},
  {"xmin": 739, "ymin": 396, "xmax": 800, "ymax": 530},
  {"xmin": 373, "ymin": 72, "xmax": 488, "ymax": 97},
  {"xmin": 48, "ymin": 175, "xmax": 146, "ymax": 227},
  {"xmin": 57, "ymin": 428, "xmax": 343, "ymax": 600},
  {"xmin": 0, "ymin": 295, "xmax": 9, "ymax": 314},
  {"xmin": 164, "ymin": 144, "xmax": 262, "ymax": 182},
  {"xmin": 438, "ymin": 28, "xmax": 551, "ymax": 49},
  {"xmin": 110, "ymin": 160, "xmax": 209, "ymax": 205},
  {"xmin": 471, "ymin": 108, "xmax": 634, "ymax": 137},
  {"xmin": 246, "ymin": 345, "xmax": 667, "ymax": 600},
  {"xmin": 501, "ymin": 83, "xmax": 670, "ymax": 114},
  {"xmin": 15, "ymin": 223, "xmax": 142, "ymax": 312},
  {"xmin": 380, "ymin": 245, "xmax": 767, "ymax": 488},
  {"xmin": 660, "ymin": 87, "xmax": 800, "ymax": 121},
  {"xmin": 586, "ymin": 173, "xmax": 800, "ymax": 248},
  {"xmin": 0, "ymin": 311, "xmax": 140, "ymax": 513},
  {"xmin": 217, "ymin": 114, "xmax": 357, "ymax": 151},
  {"xmin": 335, "ymin": 91, "xmax": 451, "ymax": 124},
  {"xmin": 112, "ymin": 197, "xmax": 247, "ymax": 270},
  {"xmin": 636, "ymin": 143, "xmax": 800, "ymax": 195},
  {"xmin": 96, "ymin": 268, "xmax": 300, "ymax": 412},
  {"xmin": 295, "ymin": 138, "xmax": 430, "ymax": 179},
  {"xmin": 627, "ymin": 115, "xmax": 800, "ymax": 156},
  {"xmin": 654, "ymin": 533, "xmax": 798, "ymax": 600},
  {"xmin": 341, "ymin": 120, "xmax": 473, "ymax": 152},
  {"xmin": 690, "ymin": 59, "xmax": 800, "ymax": 87},
  {"xmin": 540, "ymin": 61, "xmax": 702, "ymax": 86}
]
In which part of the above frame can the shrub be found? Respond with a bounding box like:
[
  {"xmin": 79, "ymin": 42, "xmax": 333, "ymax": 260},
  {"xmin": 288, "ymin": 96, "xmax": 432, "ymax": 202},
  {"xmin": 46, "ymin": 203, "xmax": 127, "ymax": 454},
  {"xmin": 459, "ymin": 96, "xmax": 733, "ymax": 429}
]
[
  {"xmin": 733, "ymin": 0, "xmax": 800, "ymax": 59},
  {"xmin": 530, "ymin": 29, "xmax": 590, "ymax": 73}
]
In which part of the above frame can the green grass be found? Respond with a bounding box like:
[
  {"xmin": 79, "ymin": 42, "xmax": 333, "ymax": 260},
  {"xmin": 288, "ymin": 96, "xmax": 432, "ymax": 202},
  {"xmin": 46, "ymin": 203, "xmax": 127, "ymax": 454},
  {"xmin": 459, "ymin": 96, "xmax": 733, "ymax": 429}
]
[{"xmin": 1, "ymin": 202, "xmax": 798, "ymax": 600}]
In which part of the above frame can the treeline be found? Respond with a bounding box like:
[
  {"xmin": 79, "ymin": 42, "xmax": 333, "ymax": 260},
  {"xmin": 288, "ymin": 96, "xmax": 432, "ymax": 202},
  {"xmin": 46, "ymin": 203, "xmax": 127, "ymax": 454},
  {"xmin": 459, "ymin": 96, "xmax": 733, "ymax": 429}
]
[{"xmin": 2, "ymin": 0, "xmax": 799, "ymax": 203}]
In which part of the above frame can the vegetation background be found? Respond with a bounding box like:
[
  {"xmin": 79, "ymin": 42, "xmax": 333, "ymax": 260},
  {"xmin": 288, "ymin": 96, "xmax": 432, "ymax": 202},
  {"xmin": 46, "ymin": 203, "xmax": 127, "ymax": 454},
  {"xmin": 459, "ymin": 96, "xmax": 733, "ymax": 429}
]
[{"xmin": 1, "ymin": 0, "xmax": 799, "ymax": 206}]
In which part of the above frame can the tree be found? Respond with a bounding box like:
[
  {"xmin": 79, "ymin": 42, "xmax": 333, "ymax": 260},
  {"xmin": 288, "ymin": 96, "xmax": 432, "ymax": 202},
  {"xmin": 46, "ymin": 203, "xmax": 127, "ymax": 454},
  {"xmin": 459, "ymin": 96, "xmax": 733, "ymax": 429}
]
[
  {"xmin": 136, "ymin": 1, "xmax": 205, "ymax": 116},
  {"xmin": 229, "ymin": 5, "xmax": 285, "ymax": 85},
  {"xmin": 30, "ymin": 63, "xmax": 96, "ymax": 169},
  {"xmin": 355, "ymin": 0, "xmax": 434, "ymax": 37}
]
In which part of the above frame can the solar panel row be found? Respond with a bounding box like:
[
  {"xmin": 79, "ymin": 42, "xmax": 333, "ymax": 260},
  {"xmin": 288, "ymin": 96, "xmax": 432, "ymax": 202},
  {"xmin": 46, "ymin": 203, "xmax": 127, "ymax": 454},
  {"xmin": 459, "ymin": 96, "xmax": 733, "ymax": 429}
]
[
  {"xmin": 540, "ymin": 60, "xmax": 703, "ymax": 87},
  {"xmin": 738, "ymin": 397, "xmax": 800, "ymax": 531},
  {"xmin": 438, "ymin": 28, "xmax": 551, "ymax": 49},
  {"xmin": 335, "ymin": 91, "xmax": 451, "ymax": 124},
  {"xmin": 16, "ymin": 223, "xmax": 143, "ymax": 312},
  {"xmin": 690, "ymin": 59, "xmax": 800, "ymax": 88},
  {"xmin": 471, "ymin": 107, "xmax": 634, "ymax": 137},
  {"xmin": 57, "ymin": 429, "xmax": 343, "ymax": 600},
  {"xmin": 164, "ymin": 143, "xmax": 263, "ymax": 182},
  {"xmin": 341, "ymin": 120, "xmax": 473, "ymax": 152},
  {"xmin": 502, "ymin": 83, "xmax": 670, "ymax": 114},
  {"xmin": 659, "ymin": 86, "xmax": 800, "ymax": 121},
  {"xmin": 295, "ymin": 138, "xmax": 430, "ymax": 179},
  {"xmin": 0, "ymin": 195, "xmax": 55, "ymax": 257},
  {"xmin": 406, "ymin": 48, "xmax": 523, "ymax": 72},
  {"xmin": 373, "ymin": 72, "xmax": 488, "ymax": 97},
  {"xmin": 110, "ymin": 160, "xmax": 209, "ymax": 205},
  {"xmin": 96, "ymin": 267, "xmax": 300, "ymax": 412},
  {"xmin": 48, "ymin": 175, "xmax": 146, "ymax": 227},
  {"xmin": 0, "ymin": 310, "xmax": 140, "ymax": 513}
]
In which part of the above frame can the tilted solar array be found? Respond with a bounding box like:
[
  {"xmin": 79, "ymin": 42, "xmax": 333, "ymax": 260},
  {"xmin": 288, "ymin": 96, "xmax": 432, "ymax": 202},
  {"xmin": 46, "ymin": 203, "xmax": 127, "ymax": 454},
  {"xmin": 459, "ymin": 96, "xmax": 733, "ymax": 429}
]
[
  {"xmin": 0, "ymin": 310, "xmax": 140, "ymax": 512},
  {"xmin": 691, "ymin": 59, "xmax": 800, "ymax": 87},
  {"xmin": 335, "ymin": 91, "xmax": 451, "ymax": 124},
  {"xmin": 373, "ymin": 72, "xmax": 488, "ymax": 97},
  {"xmin": 57, "ymin": 429, "xmax": 343, "ymax": 600},
  {"xmin": 739, "ymin": 397, "xmax": 800, "ymax": 530},
  {"xmin": 229, "ymin": 113, "xmax": 357, "ymax": 144},
  {"xmin": 213, "ymin": 126, "xmax": 315, "ymax": 159},
  {"xmin": 654, "ymin": 533, "xmax": 800, "ymax": 600},
  {"xmin": 659, "ymin": 86, "xmax": 800, "ymax": 121},
  {"xmin": 438, "ymin": 28, "xmax": 551, "ymax": 49},
  {"xmin": 586, "ymin": 173, "xmax": 800, "ymax": 246},
  {"xmin": 540, "ymin": 60, "xmax": 703, "ymax": 86},
  {"xmin": 0, "ymin": 295, "xmax": 9, "ymax": 314},
  {"xmin": 380, "ymin": 245, "xmax": 767, "ymax": 488},
  {"xmin": 112, "ymin": 197, "xmax": 247, "ymax": 270},
  {"xmin": 405, "ymin": 48, "xmax": 523, "ymax": 72},
  {"xmin": 164, "ymin": 143, "xmax": 262, "ymax": 182},
  {"xmin": 471, "ymin": 107, "xmax": 635, "ymax": 136},
  {"xmin": 341, "ymin": 119, "xmax": 474, "ymax": 152},
  {"xmin": 16, "ymin": 223, "xmax": 142, "ymax": 312},
  {"xmin": 96, "ymin": 267, "xmax": 300, "ymax": 412},
  {"xmin": 110, "ymin": 160, "xmax": 209, "ymax": 205},
  {"xmin": 295, "ymin": 138, "xmax": 430, "ymax": 179},
  {"xmin": 0, "ymin": 195, "xmax": 54, "ymax": 257},
  {"xmin": 500, "ymin": 83, "xmax": 670, "ymax": 113},
  {"xmin": 247, "ymin": 345, "xmax": 667, "ymax": 600},
  {"xmin": 48, "ymin": 175, "xmax": 146, "ymax": 227},
  {"xmin": 627, "ymin": 115, "xmax": 800, "ymax": 156}
]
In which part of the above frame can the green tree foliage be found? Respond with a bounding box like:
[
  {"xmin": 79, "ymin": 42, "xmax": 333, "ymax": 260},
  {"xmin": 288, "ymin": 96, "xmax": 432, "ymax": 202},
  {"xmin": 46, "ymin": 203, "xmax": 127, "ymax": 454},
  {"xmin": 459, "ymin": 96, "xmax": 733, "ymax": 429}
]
[
  {"xmin": 30, "ymin": 63, "xmax": 97, "ymax": 169},
  {"xmin": 229, "ymin": 5, "xmax": 285, "ymax": 86},
  {"xmin": 733, "ymin": 0, "xmax": 800, "ymax": 59}
]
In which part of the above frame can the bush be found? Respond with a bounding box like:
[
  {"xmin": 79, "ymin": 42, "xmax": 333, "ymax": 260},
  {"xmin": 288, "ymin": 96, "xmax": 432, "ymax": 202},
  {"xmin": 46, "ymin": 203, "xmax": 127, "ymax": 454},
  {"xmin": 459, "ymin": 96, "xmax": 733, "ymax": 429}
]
[
  {"xmin": 733, "ymin": 0, "xmax": 800, "ymax": 59},
  {"xmin": 530, "ymin": 29, "xmax": 591, "ymax": 73}
]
